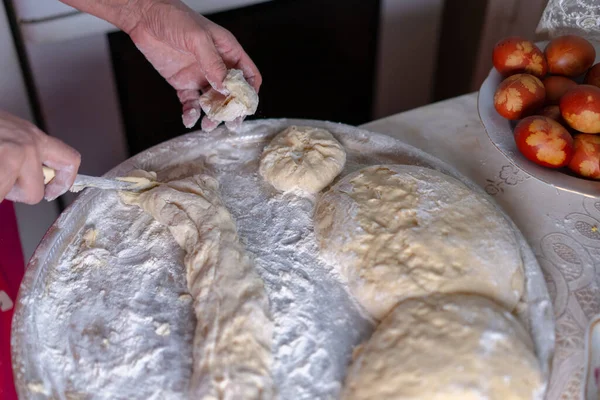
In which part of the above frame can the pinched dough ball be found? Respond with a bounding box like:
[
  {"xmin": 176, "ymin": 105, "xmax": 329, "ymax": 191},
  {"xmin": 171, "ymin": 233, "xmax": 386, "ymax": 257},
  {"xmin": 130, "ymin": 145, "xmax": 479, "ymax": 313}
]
[
  {"xmin": 199, "ymin": 69, "xmax": 258, "ymax": 124},
  {"xmin": 259, "ymin": 126, "xmax": 346, "ymax": 193},
  {"xmin": 315, "ymin": 165, "xmax": 524, "ymax": 320},
  {"xmin": 342, "ymin": 294, "xmax": 544, "ymax": 400}
]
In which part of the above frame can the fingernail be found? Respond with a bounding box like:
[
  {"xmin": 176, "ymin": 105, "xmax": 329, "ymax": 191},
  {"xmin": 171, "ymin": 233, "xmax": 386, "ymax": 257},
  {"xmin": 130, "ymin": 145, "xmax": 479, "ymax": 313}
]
[{"xmin": 182, "ymin": 109, "xmax": 200, "ymax": 129}]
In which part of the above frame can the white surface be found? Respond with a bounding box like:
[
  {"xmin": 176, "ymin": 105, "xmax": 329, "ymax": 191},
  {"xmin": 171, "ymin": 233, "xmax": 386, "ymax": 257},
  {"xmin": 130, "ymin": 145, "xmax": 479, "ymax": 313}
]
[
  {"xmin": 584, "ymin": 314, "xmax": 600, "ymax": 400},
  {"xmin": 0, "ymin": 1, "xmax": 59, "ymax": 261},
  {"xmin": 373, "ymin": 0, "xmax": 444, "ymax": 118},
  {"xmin": 19, "ymin": 15, "xmax": 116, "ymax": 43},
  {"xmin": 362, "ymin": 93, "xmax": 600, "ymax": 400},
  {"xmin": 15, "ymin": 0, "xmax": 271, "ymax": 43},
  {"xmin": 14, "ymin": 0, "xmax": 270, "ymax": 20},
  {"xmin": 12, "ymin": 0, "xmax": 74, "ymax": 21},
  {"xmin": 25, "ymin": 34, "xmax": 129, "ymax": 205}
]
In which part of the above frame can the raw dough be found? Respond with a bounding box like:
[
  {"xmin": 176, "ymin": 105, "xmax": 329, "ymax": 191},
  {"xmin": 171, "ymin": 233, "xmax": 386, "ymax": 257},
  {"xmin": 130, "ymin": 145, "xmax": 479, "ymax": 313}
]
[
  {"xmin": 341, "ymin": 294, "xmax": 544, "ymax": 400},
  {"xmin": 199, "ymin": 69, "xmax": 258, "ymax": 127},
  {"xmin": 122, "ymin": 169, "xmax": 274, "ymax": 399},
  {"xmin": 259, "ymin": 126, "xmax": 346, "ymax": 193},
  {"xmin": 314, "ymin": 165, "xmax": 524, "ymax": 320}
]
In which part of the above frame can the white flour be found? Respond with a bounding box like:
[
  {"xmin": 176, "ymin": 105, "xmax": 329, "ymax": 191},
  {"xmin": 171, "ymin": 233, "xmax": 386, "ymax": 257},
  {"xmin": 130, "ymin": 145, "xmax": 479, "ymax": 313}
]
[
  {"xmin": 14, "ymin": 119, "xmax": 553, "ymax": 400},
  {"xmin": 24, "ymin": 131, "xmax": 373, "ymax": 400}
]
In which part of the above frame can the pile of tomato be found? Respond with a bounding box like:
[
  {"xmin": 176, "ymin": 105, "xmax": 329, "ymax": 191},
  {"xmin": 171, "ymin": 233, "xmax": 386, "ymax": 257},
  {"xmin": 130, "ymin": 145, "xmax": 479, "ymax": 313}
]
[{"xmin": 493, "ymin": 35, "xmax": 600, "ymax": 179}]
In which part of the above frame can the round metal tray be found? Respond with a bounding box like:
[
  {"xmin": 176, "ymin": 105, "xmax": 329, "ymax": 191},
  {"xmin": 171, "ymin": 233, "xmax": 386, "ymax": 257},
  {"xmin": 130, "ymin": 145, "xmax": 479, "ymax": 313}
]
[
  {"xmin": 478, "ymin": 40, "xmax": 600, "ymax": 199},
  {"xmin": 12, "ymin": 119, "xmax": 555, "ymax": 399}
]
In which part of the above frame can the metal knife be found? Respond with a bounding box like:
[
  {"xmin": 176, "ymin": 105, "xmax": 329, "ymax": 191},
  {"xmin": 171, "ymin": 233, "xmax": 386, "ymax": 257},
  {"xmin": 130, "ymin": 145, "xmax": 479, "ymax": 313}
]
[{"xmin": 42, "ymin": 166, "xmax": 146, "ymax": 192}]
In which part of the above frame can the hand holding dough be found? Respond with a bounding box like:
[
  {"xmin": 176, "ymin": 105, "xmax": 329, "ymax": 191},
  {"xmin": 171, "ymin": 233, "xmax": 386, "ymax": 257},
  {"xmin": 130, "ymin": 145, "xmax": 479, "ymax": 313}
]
[
  {"xmin": 198, "ymin": 69, "xmax": 258, "ymax": 132},
  {"xmin": 259, "ymin": 126, "xmax": 346, "ymax": 194}
]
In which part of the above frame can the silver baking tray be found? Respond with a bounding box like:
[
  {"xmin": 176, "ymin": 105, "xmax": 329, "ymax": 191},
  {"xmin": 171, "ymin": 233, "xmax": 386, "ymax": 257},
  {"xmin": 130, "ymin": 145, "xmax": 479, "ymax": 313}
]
[{"xmin": 12, "ymin": 119, "xmax": 555, "ymax": 399}]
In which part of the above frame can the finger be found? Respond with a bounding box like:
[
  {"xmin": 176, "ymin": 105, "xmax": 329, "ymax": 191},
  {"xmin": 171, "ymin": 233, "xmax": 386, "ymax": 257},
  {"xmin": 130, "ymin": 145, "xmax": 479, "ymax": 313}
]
[
  {"xmin": 225, "ymin": 116, "xmax": 244, "ymax": 132},
  {"xmin": 201, "ymin": 116, "xmax": 220, "ymax": 132},
  {"xmin": 233, "ymin": 50, "xmax": 262, "ymax": 93},
  {"xmin": 212, "ymin": 28, "xmax": 261, "ymax": 92},
  {"xmin": 182, "ymin": 105, "xmax": 201, "ymax": 129},
  {"xmin": 0, "ymin": 142, "xmax": 24, "ymax": 202},
  {"xmin": 39, "ymin": 135, "xmax": 81, "ymax": 201},
  {"xmin": 178, "ymin": 90, "xmax": 202, "ymax": 129},
  {"xmin": 167, "ymin": 63, "xmax": 209, "ymax": 92},
  {"xmin": 192, "ymin": 32, "xmax": 229, "ymax": 95},
  {"xmin": 6, "ymin": 143, "xmax": 44, "ymax": 204}
]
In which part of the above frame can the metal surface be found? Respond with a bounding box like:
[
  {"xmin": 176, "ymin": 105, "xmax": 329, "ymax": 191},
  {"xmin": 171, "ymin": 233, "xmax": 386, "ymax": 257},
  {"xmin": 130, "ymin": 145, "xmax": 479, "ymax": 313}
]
[
  {"xmin": 12, "ymin": 119, "xmax": 555, "ymax": 399},
  {"xmin": 478, "ymin": 41, "xmax": 600, "ymax": 199},
  {"xmin": 71, "ymin": 173, "xmax": 142, "ymax": 191},
  {"xmin": 43, "ymin": 166, "xmax": 141, "ymax": 192}
]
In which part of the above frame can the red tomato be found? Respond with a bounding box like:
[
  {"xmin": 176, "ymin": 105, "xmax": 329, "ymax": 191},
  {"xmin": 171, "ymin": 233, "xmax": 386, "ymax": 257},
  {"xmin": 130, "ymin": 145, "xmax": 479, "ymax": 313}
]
[
  {"xmin": 538, "ymin": 105, "xmax": 563, "ymax": 123},
  {"xmin": 494, "ymin": 74, "xmax": 545, "ymax": 120},
  {"xmin": 514, "ymin": 116, "xmax": 574, "ymax": 168},
  {"xmin": 545, "ymin": 35, "xmax": 596, "ymax": 77},
  {"xmin": 560, "ymin": 85, "xmax": 600, "ymax": 134},
  {"xmin": 492, "ymin": 37, "xmax": 547, "ymax": 78},
  {"xmin": 568, "ymin": 134, "xmax": 600, "ymax": 179},
  {"xmin": 542, "ymin": 76, "xmax": 577, "ymax": 105},
  {"xmin": 584, "ymin": 63, "xmax": 600, "ymax": 88}
]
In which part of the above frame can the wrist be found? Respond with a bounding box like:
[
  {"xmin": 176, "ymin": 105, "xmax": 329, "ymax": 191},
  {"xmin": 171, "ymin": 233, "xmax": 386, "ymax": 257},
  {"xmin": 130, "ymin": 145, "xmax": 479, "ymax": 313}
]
[
  {"xmin": 109, "ymin": 0, "xmax": 146, "ymax": 33},
  {"xmin": 59, "ymin": 0, "xmax": 149, "ymax": 33}
]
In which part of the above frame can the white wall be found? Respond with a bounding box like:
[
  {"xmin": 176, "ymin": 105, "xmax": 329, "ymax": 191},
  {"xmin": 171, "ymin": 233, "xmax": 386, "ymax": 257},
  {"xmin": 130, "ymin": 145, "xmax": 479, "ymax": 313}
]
[
  {"xmin": 25, "ymin": 35, "xmax": 129, "ymax": 205},
  {"xmin": 0, "ymin": 1, "xmax": 59, "ymax": 261},
  {"xmin": 15, "ymin": 0, "xmax": 272, "ymax": 43}
]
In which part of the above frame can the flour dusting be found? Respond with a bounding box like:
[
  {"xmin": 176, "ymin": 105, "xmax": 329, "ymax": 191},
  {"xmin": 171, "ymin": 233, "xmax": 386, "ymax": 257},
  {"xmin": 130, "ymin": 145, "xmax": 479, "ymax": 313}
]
[{"xmin": 11, "ymin": 119, "xmax": 554, "ymax": 400}]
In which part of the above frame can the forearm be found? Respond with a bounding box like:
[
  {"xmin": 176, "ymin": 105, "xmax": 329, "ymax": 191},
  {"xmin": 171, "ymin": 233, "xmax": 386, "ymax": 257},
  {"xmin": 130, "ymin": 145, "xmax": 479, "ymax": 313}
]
[{"xmin": 58, "ymin": 0, "xmax": 155, "ymax": 32}]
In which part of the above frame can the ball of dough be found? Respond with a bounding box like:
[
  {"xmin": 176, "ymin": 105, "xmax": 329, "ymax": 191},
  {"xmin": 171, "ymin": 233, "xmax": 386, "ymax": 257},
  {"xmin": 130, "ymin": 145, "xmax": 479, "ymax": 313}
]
[
  {"xmin": 341, "ymin": 294, "xmax": 544, "ymax": 400},
  {"xmin": 199, "ymin": 69, "xmax": 258, "ymax": 124},
  {"xmin": 259, "ymin": 126, "xmax": 346, "ymax": 193},
  {"xmin": 314, "ymin": 165, "xmax": 524, "ymax": 320}
]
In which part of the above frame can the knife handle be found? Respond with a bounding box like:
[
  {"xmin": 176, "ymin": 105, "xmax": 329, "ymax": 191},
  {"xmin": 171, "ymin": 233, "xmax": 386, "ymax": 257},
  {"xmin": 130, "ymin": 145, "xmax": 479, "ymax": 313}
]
[{"xmin": 42, "ymin": 166, "xmax": 56, "ymax": 185}]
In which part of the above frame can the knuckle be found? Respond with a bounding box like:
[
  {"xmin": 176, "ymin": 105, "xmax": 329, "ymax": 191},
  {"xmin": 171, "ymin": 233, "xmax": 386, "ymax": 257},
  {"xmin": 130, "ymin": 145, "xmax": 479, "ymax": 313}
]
[
  {"xmin": 73, "ymin": 151, "xmax": 82, "ymax": 167},
  {"xmin": 206, "ymin": 57, "xmax": 226, "ymax": 72},
  {"xmin": 3, "ymin": 144, "xmax": 25, "ymax": 173},
  {"xmin": 22, "ymin": 140, "xmax": 38, "ymax": 156},
  {"xmin": 220, "ymin": 28, "xmax": 237, "ymax": 44},
  {"xmin": 191, "ymin": 30, "xmax": 211, "ymax": 48},
  {"xmin": 254, "ymin": 74, "xmax": 263, "ymax": 89}
]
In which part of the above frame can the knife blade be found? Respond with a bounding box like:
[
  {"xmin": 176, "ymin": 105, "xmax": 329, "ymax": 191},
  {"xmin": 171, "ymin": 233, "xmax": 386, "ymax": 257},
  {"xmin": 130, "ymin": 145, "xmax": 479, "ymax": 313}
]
[{"xmin": 42, "ymin": 166, "xmax": 148, "ymax": 192}]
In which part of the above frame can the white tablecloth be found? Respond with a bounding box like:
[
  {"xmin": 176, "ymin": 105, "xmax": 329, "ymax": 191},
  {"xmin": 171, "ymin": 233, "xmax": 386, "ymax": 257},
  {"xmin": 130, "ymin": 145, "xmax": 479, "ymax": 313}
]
[{"xmin": 361, "ymin": 93, "xmax": 600, "ymax": 400}]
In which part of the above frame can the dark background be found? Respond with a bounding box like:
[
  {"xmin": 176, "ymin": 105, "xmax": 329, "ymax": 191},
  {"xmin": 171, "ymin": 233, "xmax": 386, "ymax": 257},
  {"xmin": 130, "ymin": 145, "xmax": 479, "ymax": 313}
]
[{"xmin": 108, "ymin": 0, "xmax": 381, "ymax": 155}]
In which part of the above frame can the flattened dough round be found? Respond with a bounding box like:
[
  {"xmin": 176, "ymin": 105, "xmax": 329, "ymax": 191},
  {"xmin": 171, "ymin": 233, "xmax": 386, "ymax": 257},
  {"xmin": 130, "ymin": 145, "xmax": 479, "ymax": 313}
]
[
  {"xmin": 341, "ymin": 294, "xmax": 544, "ymax": 400},
  {"xmin": 259, "ymin": 126, "xmax": 346, "ymax": 193},
  {"xmin": 314, "ymin": 165, "xmax": 524, "ymax": 320}
]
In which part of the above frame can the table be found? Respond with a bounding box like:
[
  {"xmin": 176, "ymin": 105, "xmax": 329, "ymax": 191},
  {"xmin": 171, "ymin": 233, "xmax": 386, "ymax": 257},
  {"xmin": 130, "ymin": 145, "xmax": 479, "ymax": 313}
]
[{"xmin": 361, "ymin": 92, "xmax": 600, "ymax": 400}]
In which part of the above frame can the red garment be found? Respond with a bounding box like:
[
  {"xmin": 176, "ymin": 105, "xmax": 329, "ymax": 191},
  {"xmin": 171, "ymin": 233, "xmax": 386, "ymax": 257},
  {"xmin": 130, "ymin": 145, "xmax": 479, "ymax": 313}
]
[{"xmin": 0, "ymin": 200, "xmax": 24, "ymax": 400}]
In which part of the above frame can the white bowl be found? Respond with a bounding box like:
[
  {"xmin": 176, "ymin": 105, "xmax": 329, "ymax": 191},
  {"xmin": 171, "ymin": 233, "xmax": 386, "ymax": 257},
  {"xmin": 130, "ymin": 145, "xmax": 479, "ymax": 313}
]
[{"xmin": 478, "ymin": 40, "xmax": 600, "ymax": 198}]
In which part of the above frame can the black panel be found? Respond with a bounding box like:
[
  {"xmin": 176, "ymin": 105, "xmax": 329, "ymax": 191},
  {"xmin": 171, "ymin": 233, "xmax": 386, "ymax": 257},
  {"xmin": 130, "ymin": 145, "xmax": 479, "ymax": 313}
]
[
  {"xmin": 432, "ymin": 0, "xmax": 488, "ymax": 102},
  {"xmin": 108, "ymin": 0, "xmax": 380, "ymax": 155}
]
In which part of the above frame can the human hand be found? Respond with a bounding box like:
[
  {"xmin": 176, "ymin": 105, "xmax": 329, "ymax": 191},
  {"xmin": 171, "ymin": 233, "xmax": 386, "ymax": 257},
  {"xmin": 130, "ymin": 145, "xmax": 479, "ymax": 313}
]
[
  {"xmin": 0, "ymin": 112, "xmax": 81, "ymax": 204},
  {"xmin": 126, "ymin": 0, "xmax": 262, "ymax": 130}
]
